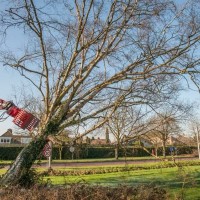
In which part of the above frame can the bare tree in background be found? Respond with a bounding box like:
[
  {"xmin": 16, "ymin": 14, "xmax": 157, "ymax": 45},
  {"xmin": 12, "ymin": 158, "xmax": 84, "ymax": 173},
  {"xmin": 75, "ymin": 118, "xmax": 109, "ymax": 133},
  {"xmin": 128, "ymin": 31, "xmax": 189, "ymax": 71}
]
[
  {"xmin": 143, "ymin": 131, "xmax": 161, "ymax": 157},
  {"xmin": 107, "ymin": 106, "xmax": 150, "ymax": 159},
  {"xmin": 150, "ymin": 114, "xmax": 179, "ymax": 158},
  {"xmin": 148, "ymin": 103, "xmax": 192, "ymax": 158},
  {"xmin": 0, "ymin": 0, "xmax": 200, "ymax": 185}
]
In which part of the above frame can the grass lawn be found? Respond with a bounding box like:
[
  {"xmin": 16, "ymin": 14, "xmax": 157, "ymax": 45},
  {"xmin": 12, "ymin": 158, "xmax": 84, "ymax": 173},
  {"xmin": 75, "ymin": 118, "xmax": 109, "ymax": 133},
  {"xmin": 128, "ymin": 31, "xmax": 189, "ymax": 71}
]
[
  {"xmin": 1, "ymin": 159, "xmax": 200, "ymax": 199},
  {"xmin": 41, "ymin": 165, "xmax": 200, "ymax": 199}
]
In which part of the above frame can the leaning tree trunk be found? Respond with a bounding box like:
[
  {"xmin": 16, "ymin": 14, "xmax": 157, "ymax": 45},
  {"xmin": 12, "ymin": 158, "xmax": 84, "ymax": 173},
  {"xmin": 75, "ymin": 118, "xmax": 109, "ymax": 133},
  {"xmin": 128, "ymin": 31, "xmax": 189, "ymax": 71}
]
[
  {"xmin": 0, "ymin": 120, "xmax": 59, "ymax": 186},
  {"xmin": 0, "ymin": 135, "xmax": 47, "ymax": 186}
]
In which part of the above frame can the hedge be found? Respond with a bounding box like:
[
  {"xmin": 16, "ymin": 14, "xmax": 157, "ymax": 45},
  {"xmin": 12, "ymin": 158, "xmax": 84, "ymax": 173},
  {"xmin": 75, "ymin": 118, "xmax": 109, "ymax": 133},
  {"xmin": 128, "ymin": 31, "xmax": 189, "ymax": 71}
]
[
  {"xmin": 0, "ymin": 145, "xmax": 197, "ymax": 160},
  {"xmin": 0, "ymin": 147, "xmax": 24, "ymax": 160}
]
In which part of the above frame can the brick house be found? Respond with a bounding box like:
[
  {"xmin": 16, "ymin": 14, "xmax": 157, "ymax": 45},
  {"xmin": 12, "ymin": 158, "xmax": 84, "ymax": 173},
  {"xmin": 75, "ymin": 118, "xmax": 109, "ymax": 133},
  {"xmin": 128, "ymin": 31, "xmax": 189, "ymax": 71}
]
[{"xmin": 90, "ymin": 137, "xmax": 109, "ymax": 145}]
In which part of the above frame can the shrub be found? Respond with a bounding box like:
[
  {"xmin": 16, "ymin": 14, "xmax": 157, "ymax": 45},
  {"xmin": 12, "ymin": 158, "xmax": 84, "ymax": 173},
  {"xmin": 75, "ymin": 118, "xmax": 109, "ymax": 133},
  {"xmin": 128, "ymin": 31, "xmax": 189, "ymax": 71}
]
[
  {"xmin": 38, "ymin": 160, "xmax": 200, "ymax": 177},
  {"xmin": 0, "ymin": 184, "xmax": 167, "ymax": 200}
]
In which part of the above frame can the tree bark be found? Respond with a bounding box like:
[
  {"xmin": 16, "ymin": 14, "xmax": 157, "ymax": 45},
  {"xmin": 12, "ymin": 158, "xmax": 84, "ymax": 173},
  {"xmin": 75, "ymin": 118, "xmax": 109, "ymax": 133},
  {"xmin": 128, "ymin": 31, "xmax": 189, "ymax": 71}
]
[
  {"xmin": 155, "ymin": 147, "xmax": 158, "ymax": 157},
  {"xmin": 115, "ymin": 145, "xmax": 119, "ymax": 160},
  {"xmin": 59, "ymin": 147, "xmax": 63, "ymax": 160},
  {"xmin": 162, "ymin": 141, "xmax": 166, "ymax": 158},
  {"xmin": 0, "ymin": 136, "xmax": 46, "ymax": 186}
]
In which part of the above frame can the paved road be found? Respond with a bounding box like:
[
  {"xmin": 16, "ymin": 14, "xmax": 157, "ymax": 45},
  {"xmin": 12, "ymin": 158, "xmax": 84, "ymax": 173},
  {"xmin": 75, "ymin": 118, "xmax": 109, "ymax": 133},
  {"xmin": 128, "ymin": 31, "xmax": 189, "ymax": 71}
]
[
  {"xmin": 36, "ymin": 156, "xmax": 199, "ymax": 168},
  {"xmin": 1, "ymin": 157, "xmax": 197, "ymax": 169}
]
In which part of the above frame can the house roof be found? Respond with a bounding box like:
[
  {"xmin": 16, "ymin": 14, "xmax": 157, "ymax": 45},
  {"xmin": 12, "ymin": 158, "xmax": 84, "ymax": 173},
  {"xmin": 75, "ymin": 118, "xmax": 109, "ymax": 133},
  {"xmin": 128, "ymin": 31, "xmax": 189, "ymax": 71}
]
[
  {"xmin": 12, "ymin": 135, "xmax": 32, "ymax": 139},
  {"xmin": 1, "ymin": 129, "xmax": 13, "ymax": 137},
  {"xmin": 0, "ymin": 129, "xmax": 31, "ymax": 139},
  {"xmin": 175, "ymin": 134, "xmax": 196, "ymax": 146}
]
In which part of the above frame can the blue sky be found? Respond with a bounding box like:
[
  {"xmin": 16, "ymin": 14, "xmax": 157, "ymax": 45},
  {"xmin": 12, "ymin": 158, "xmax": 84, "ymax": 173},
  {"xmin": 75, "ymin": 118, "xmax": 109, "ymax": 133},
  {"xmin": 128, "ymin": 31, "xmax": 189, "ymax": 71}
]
[
  {"xmin": 0, "ymin": 0, "xmax": 200, "ymax": 135},
  {"xmin": 0, "ymin": 27, "xmax": 29, "ymax": 134},
  {"xmin": 0, "ymin": 67, "xmax": 23, "ymax": 134}
]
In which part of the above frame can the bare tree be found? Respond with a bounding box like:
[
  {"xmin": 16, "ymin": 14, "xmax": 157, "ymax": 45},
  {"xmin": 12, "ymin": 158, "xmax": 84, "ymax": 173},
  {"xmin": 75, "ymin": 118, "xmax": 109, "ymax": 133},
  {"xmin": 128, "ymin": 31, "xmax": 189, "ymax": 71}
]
[
  {"xmin": 0, "ymin": 0, "xmax": 200, "ymax": 185},
  {"xmin": 150, "ymin": 114, "xmax": 179, "ymax": 158},
  {"xmin": 143, "ymin": 131, "xmax": 161, "ymax": 157},
  {"xmin": 148, "ymin": 102, "xmax": 192, "ymax": 158},
  {"xmin": 107, "ymin": 106, "xmax": 149, "ymax": 159}
]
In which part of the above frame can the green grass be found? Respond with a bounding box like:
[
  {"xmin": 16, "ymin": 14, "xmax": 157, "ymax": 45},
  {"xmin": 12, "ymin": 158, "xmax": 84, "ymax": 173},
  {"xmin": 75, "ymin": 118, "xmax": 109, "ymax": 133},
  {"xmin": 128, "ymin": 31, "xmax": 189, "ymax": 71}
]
[
  {"xmin": 40, "ymin": 165, "xmax": 200, "ymax": 199},
  {"xmin": 41, "ymin": 166, "xmax": 200, "ymax": 185},
  {"xmin": 1, "ymin": 159, "xmax": 200, "ymax": 199},
  {"xmin": 0, "ymin": 169, "xmax": 7, "ymax": 175},
  {"xmin": 0, "ymin": 160, "xmax": 12, "ymax": 164}
]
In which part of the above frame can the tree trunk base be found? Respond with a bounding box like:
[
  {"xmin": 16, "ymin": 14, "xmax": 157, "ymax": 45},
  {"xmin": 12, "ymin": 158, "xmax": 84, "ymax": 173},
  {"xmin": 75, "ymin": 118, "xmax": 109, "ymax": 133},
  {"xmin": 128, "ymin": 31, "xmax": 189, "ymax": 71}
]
[{"xmin": 0, "ymin": 136, "xmax": 46, "ymax": 186}]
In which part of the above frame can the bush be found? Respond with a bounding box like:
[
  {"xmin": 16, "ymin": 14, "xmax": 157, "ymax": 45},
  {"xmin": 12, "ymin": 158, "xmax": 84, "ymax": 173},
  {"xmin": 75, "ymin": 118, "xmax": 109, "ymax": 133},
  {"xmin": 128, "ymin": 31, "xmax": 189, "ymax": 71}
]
[
  {"xmin": 52, "ymin": 146, "xmax": 156, "ymax": 159},
  {"xmin": 38, "ymin": 160, "xmax": 200, "ymax": 177},
  {"xmin": 176, "ymin": 146, "xmax": 195, "ymax": 155},
  {"xmin": 0, "ymin": 184, "xmax": 167, "ymax": 200}
]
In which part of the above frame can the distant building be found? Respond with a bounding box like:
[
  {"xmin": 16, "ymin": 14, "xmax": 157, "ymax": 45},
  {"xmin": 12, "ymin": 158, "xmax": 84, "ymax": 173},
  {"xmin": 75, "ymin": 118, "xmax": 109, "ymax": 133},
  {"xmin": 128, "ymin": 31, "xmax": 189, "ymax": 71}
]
[
  {"xmin": 0, "ymin": 129, "xmax": 13, "ymax": 144},
  {"xmin": 90, "ymin": 137, "xmax": 109, "ymax": 145},
  {"xmin": 140, "ymin": 133, "xmax": 196, "ymax": 147},
  {"xmin": 126, "ymin": 137, "xmax": 153, "ymax": 147},
  {"xmin": 79, "ymin": 128, "xmax": 111, "ymax": 146},
  {"xmin": 168, "ymin": 134, "xmax": 196, "ymax": 146},
  {"xmin": 0, "ymin": 129, "xmax": 32, "ymax": 145},
  {"xmin": 140, "ymin": 138, "xmax": 153, "ymax": 147}
]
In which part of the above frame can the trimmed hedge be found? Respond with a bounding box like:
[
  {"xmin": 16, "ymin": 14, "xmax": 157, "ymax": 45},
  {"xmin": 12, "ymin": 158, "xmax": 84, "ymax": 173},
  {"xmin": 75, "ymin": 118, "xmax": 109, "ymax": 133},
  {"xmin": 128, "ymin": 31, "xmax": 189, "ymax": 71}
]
[
  {"xmin": 0, "ymin": 147, "xmax": 23, "ymax": 160},
  {"xmin": 51, "ymin": 146, "xmax": 152, "ymax": 160},
  {"xmin": 52, "ymin": 145, "xmax": 197, "ymax": 160},
  {"xmin": 0, "ymin": 145, "xmax": 197, "ymax": 160}
]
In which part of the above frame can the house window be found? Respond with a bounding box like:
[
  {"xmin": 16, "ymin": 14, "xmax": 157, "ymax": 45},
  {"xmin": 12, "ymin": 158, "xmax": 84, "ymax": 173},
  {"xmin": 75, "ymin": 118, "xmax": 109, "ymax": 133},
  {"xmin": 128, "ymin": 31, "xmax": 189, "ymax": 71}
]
[
  {"xmin": 1, "ymin": 139, "xmax": 3, "ymax": 143},
  {"xmin": 6, "ymin": 139, "xmax": 10, "ymax": 143},
  {"xmin": 4, "ymin": 139, "xmax": 6, "ymax": 143}
]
